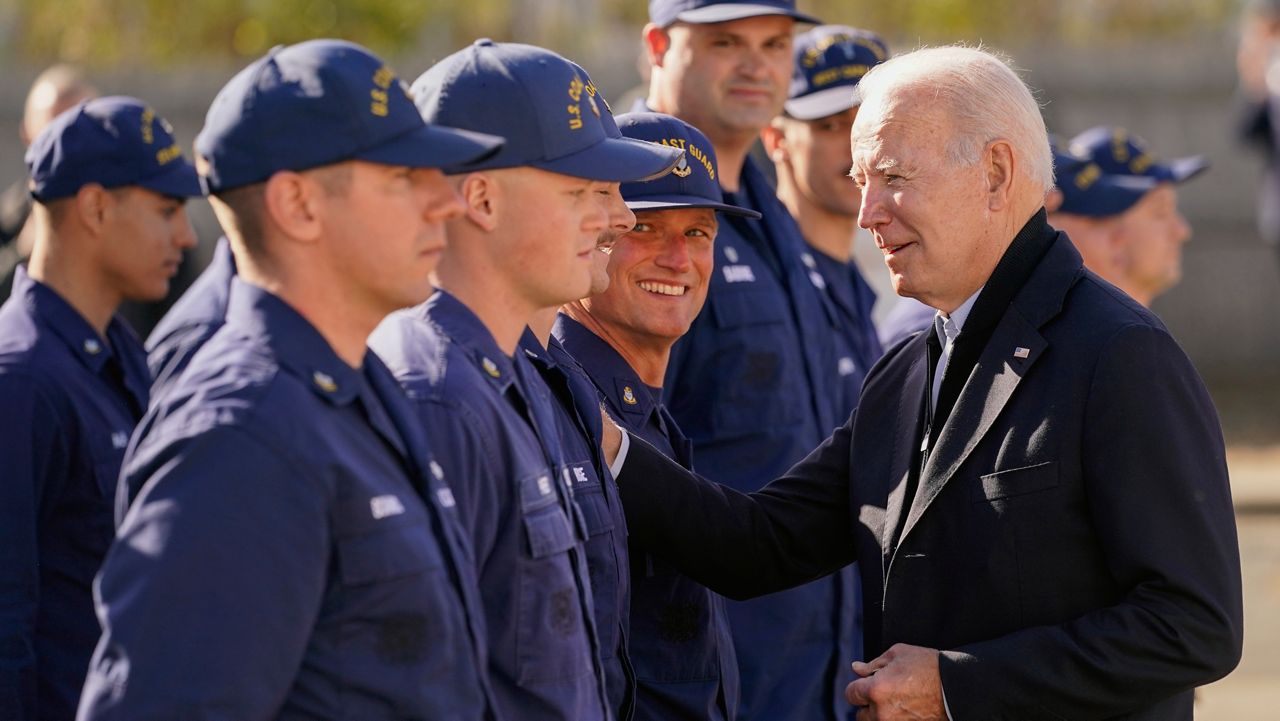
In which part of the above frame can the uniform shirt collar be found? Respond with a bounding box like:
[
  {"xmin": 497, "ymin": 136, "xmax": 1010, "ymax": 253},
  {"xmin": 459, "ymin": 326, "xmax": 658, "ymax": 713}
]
[
  {"xmin": 224, "ymin": 277, "xmax": 363, "ymax": 406},
  {"xmin": 552, "ymin": 313, "xmax": 658, "ymax": 424},
  {"xmin": 518, "ymin": 327, "xmax": 554, "ymax": 369},
  {"xmin": 14, "ymin": 264, "xmax": 139, "ymax": 377},
  {"xmin": 419, "ymin": 289, "xmax": 517, "ymax": 395}
]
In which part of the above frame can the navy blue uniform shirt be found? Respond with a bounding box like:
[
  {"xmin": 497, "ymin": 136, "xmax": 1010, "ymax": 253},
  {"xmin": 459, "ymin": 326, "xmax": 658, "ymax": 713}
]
[
  {"xmin": 556, "ymin": 315, "xmax": 740, "ymax": 721},
  {"xmin": 0, "ymin": 267, "xmax": 149, "ymax": 721},
  {"xmin": 662, "ymin": 155, "xmax": 857, "ymax": 721},
  {"xmin": 804, "ymin": 247, "xmax": 883, "ymax": 420},
  {"xmin": 144, "ymin": 236, "xmax": 235, "ymax": 401},
  {"xmin": 370, "ymin": 291, "xmax": 611, "ymax": 721},
  {"xmin": 520, "ymin": 329, "xmax": 636, "ymax": 721},
  {"xmin": 79, "ymin": 279, "xmax": 497, "ymax": 720}
]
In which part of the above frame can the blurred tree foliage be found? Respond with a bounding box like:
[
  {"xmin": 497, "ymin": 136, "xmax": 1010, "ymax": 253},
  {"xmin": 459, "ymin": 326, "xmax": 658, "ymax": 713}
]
[{"xmin": 6, "ymin": 0, "xmax": 1241, "ymax": 68}]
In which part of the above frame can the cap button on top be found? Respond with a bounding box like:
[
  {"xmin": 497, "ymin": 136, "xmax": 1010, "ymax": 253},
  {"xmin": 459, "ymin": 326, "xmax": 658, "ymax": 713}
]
[{"xmin": 474, "ymin": 38, "xmax": 494, "ymax": 47}]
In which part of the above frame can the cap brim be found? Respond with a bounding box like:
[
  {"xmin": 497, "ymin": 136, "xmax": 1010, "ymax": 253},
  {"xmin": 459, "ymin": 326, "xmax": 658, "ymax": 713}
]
[
  {"xmin": 675, "ymin": 3, "xmax": 822, "ymax": 25},
  {"xmin": 626, "ymin": 195, "xmax": 762, "ymax": 219},
  {"xmin": 784, "ymin": 86, "xmax": 859, "ymax": 121},
  {"xmin": 137, "ymin": 160, "xmax": 204, "ymax": 198},
  {"xmin": 534, "ymin": 135, "xmax": 683, "ymax": 183},
  {"xmin": 357, "ymin": 123, "xmax": 505, "ymax": 173},
  {"xmin": 1160, "ymin": 155, "xmax": 1209, "ymax": 183},
  {"xmin": 1058, "ymin": 174, "xmax": 1157, "ymax": 217}
]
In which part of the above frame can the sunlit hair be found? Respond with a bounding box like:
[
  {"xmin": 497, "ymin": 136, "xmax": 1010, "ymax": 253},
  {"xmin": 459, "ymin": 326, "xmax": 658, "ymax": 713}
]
[{"xmin": 853, "ymin": 45, "xmax": 1053, "ymax": 194}]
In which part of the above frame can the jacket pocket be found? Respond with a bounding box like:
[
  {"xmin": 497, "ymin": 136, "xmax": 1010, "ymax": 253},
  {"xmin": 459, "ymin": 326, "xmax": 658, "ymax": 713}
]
[
  {"xmin": 973, "ymin": 461, "xmax": 1059, "ymax": 503},
  {"xmin": 517, "ymin": 504, "xmax": 594, "ymax": 684}
]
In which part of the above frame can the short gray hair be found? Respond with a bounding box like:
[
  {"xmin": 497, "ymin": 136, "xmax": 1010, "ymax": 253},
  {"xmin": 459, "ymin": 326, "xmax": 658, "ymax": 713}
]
[{"xmin": 853, "ymin": 45, "xmax": 1053, "ymax": 194}]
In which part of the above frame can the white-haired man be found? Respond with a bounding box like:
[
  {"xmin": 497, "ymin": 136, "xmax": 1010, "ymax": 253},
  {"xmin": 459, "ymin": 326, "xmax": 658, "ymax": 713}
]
[{"xmin": 604, "ymin": 45, "xmax": 1242, "ymax": 720}]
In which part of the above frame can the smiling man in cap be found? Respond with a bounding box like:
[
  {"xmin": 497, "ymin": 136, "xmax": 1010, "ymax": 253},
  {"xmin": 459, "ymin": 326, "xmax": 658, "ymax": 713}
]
[
  {"xmin": 370, "ymin": 40, "xmax": 680, "ymax": 721},
  {"xmin": 79, "ymin": 39, "xmax": 505, "ymax": 720},
  {"xmin": 0, "ymin": 95, "xmax": 199, "ymax": 721},
  {"xmin": 556, "ymin": 111, "xmax": 758, "ymax": 721},
  {"xmin": 638, "ymin": 3, "xmax": 862, "ymax": 719}
]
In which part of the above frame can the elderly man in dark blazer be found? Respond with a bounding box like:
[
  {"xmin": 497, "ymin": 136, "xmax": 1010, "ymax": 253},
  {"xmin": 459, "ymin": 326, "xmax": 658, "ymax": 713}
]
[{"xmin": 603, "ymin": 45, "xmax": 1243, "ymax": 721}]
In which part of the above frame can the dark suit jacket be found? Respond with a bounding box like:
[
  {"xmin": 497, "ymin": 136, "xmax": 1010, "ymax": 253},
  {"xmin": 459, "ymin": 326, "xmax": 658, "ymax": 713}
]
[{"xmin": 616, "ymin": 220, "xmax": 1243, "ymax": 720}]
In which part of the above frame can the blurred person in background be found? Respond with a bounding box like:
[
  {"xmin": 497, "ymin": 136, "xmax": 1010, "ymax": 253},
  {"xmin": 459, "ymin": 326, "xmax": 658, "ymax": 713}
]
[
  {"xmin": 1067, "ymin": 125, "xmax": 1206, "ymax": 307},
  {"xmin": 1, "ymin": 65, "xmax": 97, "ymax": 302},
  {"xmin": 1236, "ymin": 0, "xmax": 1280, "ymax": 268},
  {"xmin": 0, "ymin": 96, "xmax": 199, "ymax": 721},
  {"xmin": 637, "ymin": 2, "xmax": 859, "ymax": 718}
]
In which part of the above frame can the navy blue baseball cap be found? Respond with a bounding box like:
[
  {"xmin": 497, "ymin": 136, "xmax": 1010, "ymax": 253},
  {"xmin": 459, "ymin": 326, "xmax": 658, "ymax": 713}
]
[
  {"xmin": 650, "ymin": 0, "xmax": 820, "ymax": 27},
  {"xmin": 196, "ymin": 39, "xmax": 504, "ymax": 194},
  {"xmin": 785, "ymin": 26, "xmax": 889, "ymax": 120},
  {"xmin": 412, "ymin": 40, "xmax": 681, "ymax": 183},
  {"xmin": 26, "ymin": 96, "xmax": 202, "ymax": 202},
  {"xmin": 1069, "ymin": 125, "xmax": 1208, "ymax": 184},
  {"xmin": 616, "ymin": 112, "xmax": 760, "ymax": 218},
  {"xmin": 1051, "ymin": 138, "xmax": 1158, "ymax": 218}
]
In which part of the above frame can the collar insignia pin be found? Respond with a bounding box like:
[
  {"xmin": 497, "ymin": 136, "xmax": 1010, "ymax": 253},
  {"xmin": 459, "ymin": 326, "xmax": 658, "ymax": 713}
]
[
  {"xmin": 482, "ymin": 357, "xmax": 501, "ymax": 378},
  {"xmin": 83, "ymin": 338, "xmax": 102, "ymax": 355},
  {"xmin": 1013, "ymin": 347, "xmax": 1031, "ymax": 359},
  {"xmin": 312, "ymin": 370, "xmax": 338, "ymax": 392},
  {"xmin": 622, "ymin": 385, "xmax": 638, "ymax": 405}
]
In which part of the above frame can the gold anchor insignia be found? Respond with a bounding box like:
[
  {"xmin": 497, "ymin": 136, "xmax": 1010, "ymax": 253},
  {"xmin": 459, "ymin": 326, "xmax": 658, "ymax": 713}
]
[
  {"xmin": 482, "ymin": 357, "xmax": 501, "ymax": 378},
  {"xmin": 622, "ymin": 386, "xmax": 638, "ymax": 405},
  {"xmin": 312, "ymin": 370, "xmax": 338, "ymax": 393}
]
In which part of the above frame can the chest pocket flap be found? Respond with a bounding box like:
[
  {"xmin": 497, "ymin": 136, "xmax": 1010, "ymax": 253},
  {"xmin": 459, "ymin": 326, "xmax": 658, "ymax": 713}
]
[
  {"xmin": 973, "ymin": 461, "xmax": 1059, "ymax": 502},
  {"xmin": 524, "ymin": 507, "xmax": 577, "ymax": 559}
]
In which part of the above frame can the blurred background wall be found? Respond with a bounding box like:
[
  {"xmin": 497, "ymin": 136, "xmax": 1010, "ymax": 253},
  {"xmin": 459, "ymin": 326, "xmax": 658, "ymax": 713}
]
[{"xmin": 1, "ymin": 0, "xmax": 1275, "ymax": 443}]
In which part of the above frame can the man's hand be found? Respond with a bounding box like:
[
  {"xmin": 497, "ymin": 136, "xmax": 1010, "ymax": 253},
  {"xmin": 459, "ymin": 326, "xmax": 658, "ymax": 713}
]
[
  {"xmin": 845, "ymin": 643, "xmax": 946, "ymax": 721},
  {"xmin": 600, "ymin": 404, "xmax": 623, "ymax": 466}
]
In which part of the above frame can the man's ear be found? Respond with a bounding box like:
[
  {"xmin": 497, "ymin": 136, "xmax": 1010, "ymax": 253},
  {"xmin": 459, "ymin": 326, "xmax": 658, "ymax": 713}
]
[
  {"xmin": 457, "ymin": 172, "xmax": 500, "ymax": 232},
  {"xmin": 984, "ymin": 139, "xmax": 1016, "ymax": 211},
  {"xmin": 72, "ymin": 183, "xmax": 112, "ymax": 236},
  {"xmin": 262, "ymin": 171, "xmax": 324, "ymax": 244},
  {"xmin": 760, "ymin": 119, "xmax": 788, "ymax": 164},
  {"xmin": 643, "ymin": 23, "xmax": 671, "ymax": 69}
]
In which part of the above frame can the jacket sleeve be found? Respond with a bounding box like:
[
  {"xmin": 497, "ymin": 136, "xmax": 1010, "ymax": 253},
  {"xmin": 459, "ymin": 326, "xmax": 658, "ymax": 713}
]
[
  {"xmin": 939, "ymin": 323, "xmax": 1244, "ymax": 720},
  {"xmin": 615, "ymin": 416, "xmax": 858, "ymax": 600},
  {"xmin": 0, "ymin": 374, "xmax": 66, "ymax": 721},
  {"xmin": 78, "ymin": 426, "xmax": 329, "ymax": 721}
]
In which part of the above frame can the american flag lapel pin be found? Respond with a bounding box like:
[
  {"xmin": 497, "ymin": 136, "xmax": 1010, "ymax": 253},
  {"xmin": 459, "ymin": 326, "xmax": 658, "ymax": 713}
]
[{"xmin": 1013, "ymin": 347, "xmax": 1031, "ymax": 359}]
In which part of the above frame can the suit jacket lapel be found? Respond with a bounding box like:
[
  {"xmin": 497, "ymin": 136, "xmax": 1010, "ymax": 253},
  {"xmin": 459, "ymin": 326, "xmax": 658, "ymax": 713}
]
[
  {"xmin": 896, "ymin": 251, "xmax": 1083, "ymax": 545},
  {"xmin": 902, "ymin": 310, "xmax": 1046, "ymax": 544},
  {"xmin": 881, "ymin": 333, "xmax": 929, "ymax": 562}
]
